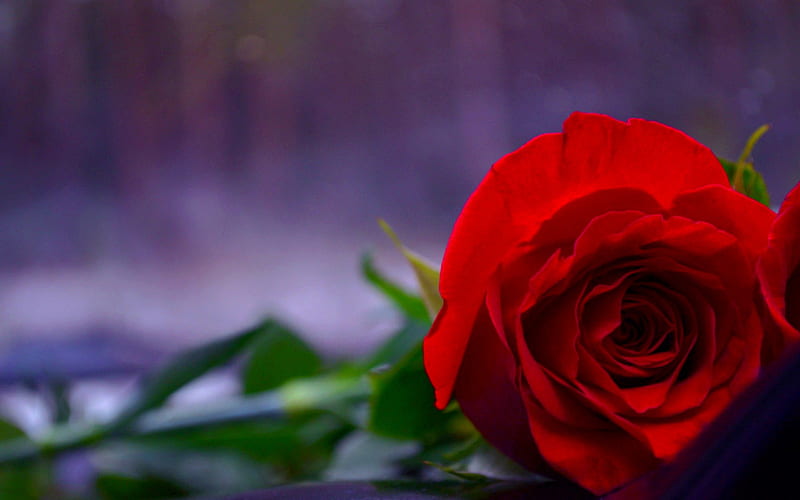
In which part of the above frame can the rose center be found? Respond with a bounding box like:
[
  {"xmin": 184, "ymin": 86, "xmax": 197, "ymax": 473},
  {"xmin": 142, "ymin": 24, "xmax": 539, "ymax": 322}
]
[
  {"xmin": 599, "ymin": 284, "xmax": 683, "ymax": 385},
  {"xmin": 611, "ymin": 307, "xmax": 674, "ymax": 354}
]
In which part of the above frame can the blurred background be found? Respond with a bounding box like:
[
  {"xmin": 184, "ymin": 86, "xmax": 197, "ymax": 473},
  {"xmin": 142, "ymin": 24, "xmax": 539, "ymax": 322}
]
[{"xmin": 1, "ymin": 0, "xmax": 799, "ymax": 428}]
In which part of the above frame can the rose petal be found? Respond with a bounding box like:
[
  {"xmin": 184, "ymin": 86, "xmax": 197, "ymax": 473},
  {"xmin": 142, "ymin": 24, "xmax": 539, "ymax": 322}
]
[
  {"xmin": 519, "ymin": 384, "xmax": 658, "ymax": 495},
  {"xmin": 572, "ymin": 214, "xmax": 739, "ymax": 275},
  {"xmin": 453, "ymin": 304, "xmax": 548, "ymax": 472},
  {"xmin": 513, "ymin": 312, "xmax": 611, "ymax": 430},
  {"xmin": 632, "ymin": 386, "xmax": 735, "ymax": 459},
  {"xmin": 526, "ymin": 188, "xmax": 664, "ymax": 255},
  {"xmin": 759, "ymin": 181, "xmax": 800, "ymax": 362},
  {"xmin": 671, "ymin": 184, "xmax": 775, "ymax": 259},
  {"xmin": 579, "ymin": 271, "xmax": 634, "ymax": 345},
  {"xmin": 487, "ymin": 248, "xmax": 569, "ymax": 354},
  {"xmin": 522, "ymin": 285, "xmax": 584, "ymax": 379}
]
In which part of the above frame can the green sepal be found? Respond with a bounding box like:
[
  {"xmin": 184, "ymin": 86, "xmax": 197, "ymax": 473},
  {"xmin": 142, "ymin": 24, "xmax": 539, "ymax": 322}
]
[
  {"xmin": 719, "ymin": 124, "xmax": 771, "ymax": 207},
  {"xmin": 378, "ymin": 219, "xmax": 442, "ymax": 319},
  {"xmin": 361, "ymin": 253, "xmax": 430, "ymax": 324}
]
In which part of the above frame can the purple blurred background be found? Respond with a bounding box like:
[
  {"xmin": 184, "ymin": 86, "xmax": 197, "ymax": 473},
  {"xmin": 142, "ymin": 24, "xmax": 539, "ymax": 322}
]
[{"xmin": 1, "ymin": 0, "xmax": 799, "ymax": 362}]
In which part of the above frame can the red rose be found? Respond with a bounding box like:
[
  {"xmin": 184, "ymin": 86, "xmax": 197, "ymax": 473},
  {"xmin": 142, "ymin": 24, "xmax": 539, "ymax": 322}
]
[
  {"xmin": 759, "ymin": 181, "xmax": 800, "ymax": 361},
  {"xmin": 423, "ymin": 113, "xmax": 777, "ymax": 494}
]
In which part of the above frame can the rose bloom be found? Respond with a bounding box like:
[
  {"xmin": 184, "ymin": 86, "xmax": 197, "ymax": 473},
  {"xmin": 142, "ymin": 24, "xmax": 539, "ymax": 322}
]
[
  {"xmin": 759, "ymin": 181, "xmax": 800, "ymax": 360},
  {"xmin": 423, "ymin": 113, "xmax": 778, "ymax": 494}
]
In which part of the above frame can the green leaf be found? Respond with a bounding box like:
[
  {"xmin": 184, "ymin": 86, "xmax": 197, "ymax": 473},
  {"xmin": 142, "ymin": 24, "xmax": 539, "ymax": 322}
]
[
  {"xmin": 368, "ymin": 342, "xmax": 452, "ymax": 440},
  {"xmin": 719, "ymin": 124, "xmax": 771, "ymax": 207},
  {"xmin": 423, "ymin": 461, "xmax": 493, "ymax": 482},
  {"xmin": 423, "ymin": 442, "xmax": 545, "ymax": 484},
  {"xmin": 363, "ymin": 321, "xmax": 429, "ymax": 370},
  {"xmin": 130, "ymin": 413, "xmax": 349, "ymax": 476},
  {"xmin": 440, "ymin": 434, "xmax": 484, "ymax": 463},
  {"xmin": 95, "ymin": 473, "xmax": 189, "ymax": 500},
  {"xmin": 0, "ymin": 466, "xmax": 39, "ymax": 500},
  {"xmin": 324, "ymin": 431, "xmax": 419, "ymax": 480},
  {"xmin": 242, "ymin": 321, "xmax": 322, "ymax": 394},
  {"xmin": 0, "ymin": 419, "xmax": 25, "ymax": 442},
  {"xmin": 361, "ymin": 253, "xmax": 430, "ymax": 323},
  {"xmin": 281, "ymin": 374, "xmax": 370, "ymax": 415},
  {"xmin": 464, "ymin": 443, "xmax": 546, "ymax": 481},
  {"xmin": 109, "ymin": 319, "xmax": 272, "ymax": 432},
  {"xmin": 378, "ymin": 219, "xmax": 442, "ymax": 319},
  {"xmin": 0, "ymin": 418, "xmax": 38, "ymax": 464},
  {"xmin": 93, "ymin": 443, "xmax": 269, "ymax": 495},
  {"xmin": 0, "ymin": 420, "xmax": 39, "ymax": 500}
]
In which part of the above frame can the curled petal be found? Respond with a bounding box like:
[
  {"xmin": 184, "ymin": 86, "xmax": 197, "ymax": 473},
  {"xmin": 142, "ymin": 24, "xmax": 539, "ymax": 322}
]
[
  {"xmin": 759, "ymin": 182, "xmax": 800, "ymax": 362},
  {"xmin": 520, "ymin": 384, "xmax": 658, "ymax": 495},
  {"xmin": 453, "ymin": 304, "xmax": 548, "ymax": 472}
]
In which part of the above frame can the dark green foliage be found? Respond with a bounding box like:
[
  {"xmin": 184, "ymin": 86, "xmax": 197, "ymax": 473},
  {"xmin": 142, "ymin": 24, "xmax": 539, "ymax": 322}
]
[
  {"xmin": 242, "ymin": 321, "xmax": 322, "ymax": 394},
  {"xmin": 0, "ymin": 420, "xmax": 40, "ymax": 500},
  {"xmin": 363, "ymin": 320, "xmax": 429, "ymax": 370},
  {"xmin": 0, "ymin": 237, "xmax": 506, "ymax": 498},
  {"xmin": 361, "ymin": 253, "xmax": 430, "ymax": 323},
  {"xmin": 110, "ymin": 320, "xmax": 275, "ymax": 432},
  {"xmin": 720, "ymin": 157, "xmax": 771, "ymax": 206},
  {"xmin": 96, "ymin": 473, "xmax": 190, "ymax": 500},
  {"xmin": 368, "ymin": 342, "xmax": 453, "ymax": 441}
]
